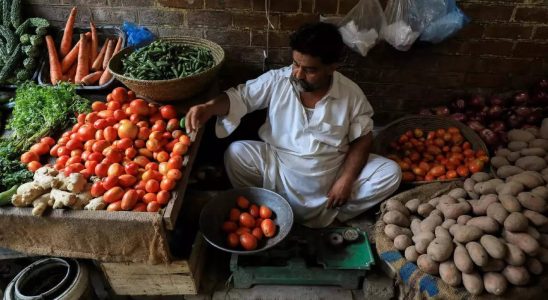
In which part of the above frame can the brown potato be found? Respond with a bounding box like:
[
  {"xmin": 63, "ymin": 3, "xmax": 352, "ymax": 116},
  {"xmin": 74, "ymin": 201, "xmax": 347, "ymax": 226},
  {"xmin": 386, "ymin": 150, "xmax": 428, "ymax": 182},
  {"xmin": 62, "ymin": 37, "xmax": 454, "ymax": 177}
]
[
  {"xmin": 474, "ymin": 179, "xmax": 504, "ymax": 195},
  {"xmin": 528, "ymin": 139, "xmax": 548, "ymax": 151},
  {"xmin": 522, "ymin": 209, "xmax": 547, "ymax": 227},
  {"xmin": 405, "ymin": 198, "xmax": 420, "ymax": 213},
  {"xmin": 517, "ymin": 192, "xmax": 546, "ymax": 213},
  {"xmin": 498, "ymin": 194, "xmax": 522, "ymax": 213},
  {"xmin": 531, "ymin": 186, "xmax": 548, "ymax": 199},
  {"xmin": 504, "ymin": 242, "xmax": 526, "ymax": 266},
  {"xmin": 497, "ymin": 165, "xmax": 524, "ymax": 179},
  {"xmin": 454, "ymin": 244, "xmax": 474, "ymax": 273},
  {"xmin": 491, "ymin": 156, "xmax": 510, "ymax": 169},
  {"xmin": 410, "ymin": 218, "xmax": 422, "ymax": 236},
  {"xmin": 471, "ymin": 172, "xmax": 491, "ymax": 182},
  {"xmin": 540, "ymin": 234, "xmax": 548, "ymax": 248},
  {"xmin": 448, "ymin": 188, "xmax": 467, "ymax": 199},
  {"xmin": 413, "ymin": 232, "xmax": 435, "ymax": 254},
  {"xmin": 457, "ymin": 215, "xmax": 472, "ymax": 225},
  {"xmin": 515, "ymin": 156, "xmax": 547, "ymax": 172},
  {"xmin": 464, "ymin": 178, "xmax": 476, "ymax": 193},
  {"xmin": 502, "ymin": 265, "xmax": 530, "ymax": 286},
  {"xmin": 480, "ymin": 235, "xmax": 507, "ymax": 259},
  {"xmin": 483, "ymin": 272, "xmax": 508, "ymax": 296},
  {"xmin": 508, "ymin": 141, "xmax": 528, "ymax": 151},
  {"xmin": 481, "ymin": 259, "xmax": 506, "ymax": 272},
  {"xmin": 419, "ymin": 214, "xmax": 443, "ymax": 233},
  {"xmin": 526, "ymin": 257, "xmax": 543, "ymax": 275},
  {"xmin": 417, "ymin": 254, "xmax": 439, "ymax": 275},
  {"xmin": 441, "ymin": 219, "xmax": 456, "ymax": 230},
  {"xmin": 502, "ymin": 230, "xmax": 540, "ymax": 256},
  {"xmin": 385, "ymin": 199, "xmax": 410, "ymax": 216},
  {"xmin": 521, "ymin": 146, "xmax": 547, "ymax": 156},
  {"xmin": 417, "ymin": 203, "xmax": 435, "ymax": 218},
  {"xmin": 466, "ymin": 241, "xmax": 489, "ymax": 267},
  {"xmin": 394, "ymin": 235, "xmax": 412, "ymax": 251},
  {"xmin": 453, "ymin": 225, "xmax": 483, "ymax": 243},
  {"xmin": 496, "ymin": 181, "xmax": 524, "ymax": 196},
  {"xmin": 434, "ymin": 226, "xmax": 451, "ymax": 240},
  {"xmin": 382, "ymin": 210, "xmax": 410, "ymax": 227},
  {"xmin": 439, "ymin": 261, "xmax": 461, "ymax": 287},
  {"xmin": 466, "ymin": 216, "xmax": 499, "ymax": 233},
  {"xmin": 384, "ymin": 224, "xmax": 412, "ymax": 240},
  {"xmin": 470, "ymin": 194, "xmax": 498, "ymax": 216},
  {"xmin": 486, "ymin": 202, "xmax": 509, "ymax": 225},
  {"xmin": 438, "ymin": 202, "xmax": 471, "ymax": 220},
  {"xmin": 462, "ymin": 272, "xmax": 484, "ymax": 295},
  {"xmin": 503, "ymin": 212, "xmax": 529, "ymax": 232},
  {"xmin": 427, "ymin": 237, "xmax": 454, "ymax": 262},
  {"xmin": 508, "ymin": 129, "xmax": 535, "ymax": 142},
  {"xmin": 404, "ymin": 245, "xmax": 419, "ymax": 262},
  {"xmin": 508, "ymin": 171, "xmax": 545, "ymax": 189}
]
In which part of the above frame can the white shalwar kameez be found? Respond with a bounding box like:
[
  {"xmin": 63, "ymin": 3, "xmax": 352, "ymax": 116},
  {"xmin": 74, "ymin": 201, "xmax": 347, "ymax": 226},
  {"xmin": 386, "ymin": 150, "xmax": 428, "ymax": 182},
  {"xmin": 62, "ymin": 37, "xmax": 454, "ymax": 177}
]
[{"xmin": 217, "ymin": 66, "xmax": 402, "ymax": 228}]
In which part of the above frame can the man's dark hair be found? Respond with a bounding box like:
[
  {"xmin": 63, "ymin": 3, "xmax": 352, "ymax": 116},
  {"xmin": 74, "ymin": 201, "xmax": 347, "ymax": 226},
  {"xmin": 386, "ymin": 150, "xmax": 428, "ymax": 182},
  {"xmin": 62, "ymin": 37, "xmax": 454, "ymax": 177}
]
[{"xmin": 289, "ymin": 22, "xmax": 344, "ymax": 65}]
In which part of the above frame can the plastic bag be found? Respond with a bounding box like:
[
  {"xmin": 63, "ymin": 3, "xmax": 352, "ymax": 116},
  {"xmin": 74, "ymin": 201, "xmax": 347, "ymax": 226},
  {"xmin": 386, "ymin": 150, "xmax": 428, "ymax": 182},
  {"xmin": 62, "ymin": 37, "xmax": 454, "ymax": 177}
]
[
  {"xmin": 420, "ymin": 0, "xmax": 470, "ymax": 43},
  {"xmin": 337, "ymin": 0, "xmax": 386, "ymax": 56},
  {"xmin": 381, "ymin": 0, "xmax": 425, "ymax": 51},
  {"xmin": 122, "ymin": 22, "xmax": 155, "ymax": 48}
]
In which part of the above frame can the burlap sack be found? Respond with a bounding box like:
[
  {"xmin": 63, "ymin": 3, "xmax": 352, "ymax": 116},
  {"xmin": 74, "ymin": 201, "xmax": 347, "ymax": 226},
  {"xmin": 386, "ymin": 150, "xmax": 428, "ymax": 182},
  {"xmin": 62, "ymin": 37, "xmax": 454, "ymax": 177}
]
[{"xmin": 373, "ymin": 182, "xmax": 548, "ymax": 300}]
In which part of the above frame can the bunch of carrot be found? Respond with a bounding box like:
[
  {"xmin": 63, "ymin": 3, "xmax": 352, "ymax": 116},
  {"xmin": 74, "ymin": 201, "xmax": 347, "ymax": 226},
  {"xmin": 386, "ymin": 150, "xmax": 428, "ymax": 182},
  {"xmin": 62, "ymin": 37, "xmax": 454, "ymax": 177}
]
[{"xmin": 44, "ymin": 7, "xmax": 123, "ymax": 86}]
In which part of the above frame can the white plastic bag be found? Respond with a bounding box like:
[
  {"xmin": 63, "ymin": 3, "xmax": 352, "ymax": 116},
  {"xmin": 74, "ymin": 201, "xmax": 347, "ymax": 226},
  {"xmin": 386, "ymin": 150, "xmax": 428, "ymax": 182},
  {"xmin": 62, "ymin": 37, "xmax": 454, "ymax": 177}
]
[
  {"xmin": 381, "ymin": 0, "xmax": 424, "ymax": 51},
  {"xmin": 337, "ymin": 0, "xmax": 386, "ymax": 56}
]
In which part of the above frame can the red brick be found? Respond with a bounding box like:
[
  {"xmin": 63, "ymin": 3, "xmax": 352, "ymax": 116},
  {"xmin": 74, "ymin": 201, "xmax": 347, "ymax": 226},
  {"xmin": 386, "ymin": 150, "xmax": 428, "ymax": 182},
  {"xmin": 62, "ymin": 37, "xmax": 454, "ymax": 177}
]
[
  {"xmin": 205, "ymin": 0, "xmax": 251, "ymax": 9},
  {"xmin": 465, "ymin": 73, "xmax": 508, "ymax": 88},
  {"xmin": 280, "ymin": 14, "xmax": 320, "ymax": 30},
  {"xmin": 483, "ymin": 24, "xmax": 533, "ymax": 39},
  {"xmin": 61, "ymin": 0, "xmax": 107, "ymax": 6},
  {"xmin": 264, "ymin": 48, "xmax": 292, "ymax": 64},
  {"xmin": 157, "ymin": 26, "xmax": 204, "ymax": 38},
  {"xmin": 223, "ymin": 46, "xmax": 266, "ymax": 62},
  {"xmin": 338, "ymin": 0, "xmax": 360, "ymax": 15},
  {"xmin": 233, "ymin": 12, "xmax": 280, "ymax": 29},
  {"xmin": 91, "ymin": 7, "xmax": 137, "ymax": 24},
  {"xmin": 187, "ymin": 10, "xmax": 232, "ymax": 27},
  {"xmin": 513, "ymin": 42, "xmax": 548, "ymax": 58},
  {"xmin": 534, "ymin": 26, "xmax": 548, "ymax": 39},
  {"xmin": 119, "ymin": 0, "xmax": 155, "ymax": 6},
  {"xmin": 301, "ymin": 0, "xmax": 314, "ymax": 13},
  {"xmin": 465, "ymin": 40, "xmax": 514, "ymax": 56},
  {"xmin": 429, "ymin": 40, "xmax": 468, "ymax": 56},
  {"xmin": 27, "ymin": 5, "xmax": 72, "ymax": 22},
  {"xmin": 514, "ymin": 7, "xmax": 548, "ymax": 23},
  {"xmin": 158, "ymin": 0, "xmax": 204, "ymax": 8},
  {"xmin": 139, "ymin": 9, "xmax": 184, "ymax": 25},
  {"xmin": 435, "ymin": 56, "xmax": 474, "ymax": 72},
  {"xmin": 461, "ymin": 4, "xmax": 514, "ymax": 22},
  {"xmin": 471, "ymin": 57, "xmax": 535, "ymax": 74},
  {"xmin": 252, "ymin": 0, "xmax": 298, "ymax": 12},
  {"xmin": 251, "ymin": 30, "xmax": 291, "ymax": 47},
  {"xmin": 454, "ymin": 23, "xmax": 484, "ymax": 39},
  {"xmin": 315, "ymin": 0, "xmax": 337, "ymax": 14},
  {"xmin": 206, "ymin": 29, "xmax": 250, "ymax": 46}
]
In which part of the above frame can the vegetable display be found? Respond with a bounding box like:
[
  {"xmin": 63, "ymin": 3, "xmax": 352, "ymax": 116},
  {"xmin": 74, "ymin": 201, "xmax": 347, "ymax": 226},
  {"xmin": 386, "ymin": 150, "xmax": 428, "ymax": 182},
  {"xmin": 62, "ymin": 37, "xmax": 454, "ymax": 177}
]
[
  {"xmin": 15, "ymin": 87, "xmax": 192, "ymax": 214},
  {"xmin": 420, "ymin": 78, "xmax": 548, "ymax": 150},
  {"xmin": 45, "ymin": 7, "xmax": 123, "ymax": 86},
  {"xmin": 222, "ymin": 196, "xmax": 277, "ymax": 251},
  {"xmin": 0, "ymin": 0, "xmax": 49, "ymax": 84},
  {"xmin": 122, "ymin": 40, "xmax": 215, "ymax": 80},
  {"xmin": 387, "ymin": 127, "xmax": 488, "ymax": 182},
  {"xmin": 381, "ymin": 119, "xmax": 548, "ymax": 296}
]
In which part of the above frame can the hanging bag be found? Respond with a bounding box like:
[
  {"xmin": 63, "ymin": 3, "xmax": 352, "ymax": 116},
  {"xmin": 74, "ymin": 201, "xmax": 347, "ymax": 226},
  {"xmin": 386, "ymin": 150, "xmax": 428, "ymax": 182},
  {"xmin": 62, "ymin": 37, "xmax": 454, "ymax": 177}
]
[
  {"xmin": 338, "ymin": 0, "xmax": 386, "ymax": 56},
  {"xmin": 419, "ymin": 0, "xmax": 470, "ymax": 44},
  {"xmin": 381, "ymin": 0, "xmax": 424, "ymax": 51}
]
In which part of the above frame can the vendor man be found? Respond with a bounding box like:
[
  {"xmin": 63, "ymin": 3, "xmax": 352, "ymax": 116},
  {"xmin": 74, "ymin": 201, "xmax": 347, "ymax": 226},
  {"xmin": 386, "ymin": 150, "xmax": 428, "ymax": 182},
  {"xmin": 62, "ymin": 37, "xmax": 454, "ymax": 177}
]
[{"xmin": 185, "ymin": 22, "xmax": 401, "ymax": 228}]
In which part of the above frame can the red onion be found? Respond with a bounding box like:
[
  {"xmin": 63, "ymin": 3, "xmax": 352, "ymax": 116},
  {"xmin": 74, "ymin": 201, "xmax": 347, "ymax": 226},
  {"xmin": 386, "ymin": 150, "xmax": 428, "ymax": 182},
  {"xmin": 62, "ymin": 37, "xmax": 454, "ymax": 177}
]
[
  {"xmin": 515, "ymin": 106, "xmax": 531, "ymax": 118},
  {"xmin": 419, "ymin": 108, "xmax": 433, "ymax": 115},
  {"xmin": 498, "ymin": 131, "xmax": 508, "ymax": 144},
  {"xmin": 434, "ymin": 106, "xmax": 450, "ymax": 116},
  {"xmin": 450, "ymin": 113, "xmax": 467, "ymax": 123},
  {"xmin": 468, "ymin": 95, "xmax": 486, "ymax": 108},
  {"xmin": 526, "ymin": 108, "xmax": 543, "ymax": 124},
  {"xmin": 539, "ymin": 79, "xmax": 548, "ymax": 91},
  {"xmin": 513, "ymin": 92, "xmax": 529, "ymax": 106},
  {"xmin": 480, "ymin": 128, "xmax": 499, "ymax": 145},
  {"xmin": 506, "ymin": 114, "xmax": 523, "ymax": 129},
  {"xmin": 488, "ymin": 105, "xmax": 503, "ymax": 119},
  {"xmin": 467, "ymin": 120, "xmax": 485, "ymax": 132},
  {"xmin": 489, "ymin": 120, "xmax": 506, "ymax": 133},
  {"xmin": 450, "ymin": 98, "xmax": 466, "ymax": 112},
  {"xmin": 489, "ymin": 95, "xmax": 505, "ymax": 106}
]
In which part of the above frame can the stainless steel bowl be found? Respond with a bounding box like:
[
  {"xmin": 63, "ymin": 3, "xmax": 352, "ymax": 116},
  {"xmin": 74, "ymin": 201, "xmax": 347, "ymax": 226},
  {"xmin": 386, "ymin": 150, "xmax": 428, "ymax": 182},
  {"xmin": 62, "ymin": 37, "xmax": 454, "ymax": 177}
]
[{"xmin": 199, "ymin": 187, "xmax": 294, "ymax": 255}]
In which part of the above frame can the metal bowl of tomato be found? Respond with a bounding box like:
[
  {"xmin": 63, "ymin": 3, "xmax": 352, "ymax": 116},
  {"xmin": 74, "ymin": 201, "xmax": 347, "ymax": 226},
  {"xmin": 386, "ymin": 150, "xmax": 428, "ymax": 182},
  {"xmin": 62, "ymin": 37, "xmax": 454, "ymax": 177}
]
[{"xmin": 199, "ymin": 187, "xmax": 294, "ymax": 255}]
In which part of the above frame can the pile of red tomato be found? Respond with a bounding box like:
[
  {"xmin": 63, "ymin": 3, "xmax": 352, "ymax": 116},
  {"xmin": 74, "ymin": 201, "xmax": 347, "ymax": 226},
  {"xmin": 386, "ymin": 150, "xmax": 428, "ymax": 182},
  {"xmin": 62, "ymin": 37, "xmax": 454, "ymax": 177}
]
[
  {"xmin": 387, "ymin": 127, "xmax": 488, "ymax": 182},
  {"xmin": 20, "ymin": 87, "xmax": 191, "ymax": 212},
  {"xmin": 222, "ymin": 196, "xmax": 277, "ymax": 251}
]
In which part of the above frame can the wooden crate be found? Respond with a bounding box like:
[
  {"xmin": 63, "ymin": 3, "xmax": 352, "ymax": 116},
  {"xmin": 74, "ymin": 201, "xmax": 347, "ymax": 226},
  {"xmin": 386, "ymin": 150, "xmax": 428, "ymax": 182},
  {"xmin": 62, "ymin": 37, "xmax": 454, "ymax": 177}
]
[{"xmin": 99, "ymin": 233, "xmax": 207, "ymax": 295}]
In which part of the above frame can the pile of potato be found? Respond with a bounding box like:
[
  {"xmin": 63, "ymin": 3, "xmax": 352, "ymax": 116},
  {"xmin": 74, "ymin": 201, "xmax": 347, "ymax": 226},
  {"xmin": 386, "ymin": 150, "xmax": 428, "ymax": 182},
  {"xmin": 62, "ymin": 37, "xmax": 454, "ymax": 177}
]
[{"xmin": 381, "ymin": 119, "xmax": 548, "ymax": 296}]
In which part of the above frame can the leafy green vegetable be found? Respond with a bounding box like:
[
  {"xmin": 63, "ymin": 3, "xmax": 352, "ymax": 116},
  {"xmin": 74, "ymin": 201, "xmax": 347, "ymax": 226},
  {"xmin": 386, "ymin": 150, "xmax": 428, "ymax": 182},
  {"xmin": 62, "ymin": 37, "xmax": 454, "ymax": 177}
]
[
  {"xmin": 0, "ymin": 140, "xmax": 32, "ymax": 191},
  {"xmin": 8, "ymin": 82, "xmax": 90, "ymax": 153}
]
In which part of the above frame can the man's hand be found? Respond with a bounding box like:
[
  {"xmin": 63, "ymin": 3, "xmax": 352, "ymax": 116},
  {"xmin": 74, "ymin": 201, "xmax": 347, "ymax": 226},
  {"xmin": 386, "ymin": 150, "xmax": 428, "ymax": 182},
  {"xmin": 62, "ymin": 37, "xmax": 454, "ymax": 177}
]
[
  {"xmin": 185, "ymin": 104, "xmax": 213, "ymax": 133},
  {"xmin": 326, "ymin": 176, "xmax": 354, "ymax": 208}
]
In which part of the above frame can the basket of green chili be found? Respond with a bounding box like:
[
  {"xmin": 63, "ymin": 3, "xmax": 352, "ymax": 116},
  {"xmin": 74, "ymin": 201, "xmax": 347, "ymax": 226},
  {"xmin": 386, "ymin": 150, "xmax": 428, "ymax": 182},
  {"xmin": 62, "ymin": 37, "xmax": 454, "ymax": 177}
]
[{"xmin": 108, "ymin": 37, "xmax": 224, "ymax": 102}]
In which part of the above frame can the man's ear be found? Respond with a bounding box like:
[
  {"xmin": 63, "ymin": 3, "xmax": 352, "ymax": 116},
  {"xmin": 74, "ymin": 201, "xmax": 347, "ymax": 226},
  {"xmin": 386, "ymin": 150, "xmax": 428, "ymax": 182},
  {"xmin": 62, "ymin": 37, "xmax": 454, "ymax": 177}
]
[{"xmin": 328, "ymin": 63, "xmax": 337, "ymax": 74}]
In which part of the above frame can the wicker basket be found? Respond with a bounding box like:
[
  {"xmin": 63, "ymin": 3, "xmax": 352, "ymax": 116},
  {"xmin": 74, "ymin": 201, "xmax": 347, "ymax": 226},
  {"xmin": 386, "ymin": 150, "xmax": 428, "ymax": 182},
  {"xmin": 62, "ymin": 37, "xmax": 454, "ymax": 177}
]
[
  {"xmin": 373, "ymin": 115, "xmax": 489, "ymax": 185},
  {"xmin": 108, "ymin": 36, "xmax": 225, "ymax": 102}
]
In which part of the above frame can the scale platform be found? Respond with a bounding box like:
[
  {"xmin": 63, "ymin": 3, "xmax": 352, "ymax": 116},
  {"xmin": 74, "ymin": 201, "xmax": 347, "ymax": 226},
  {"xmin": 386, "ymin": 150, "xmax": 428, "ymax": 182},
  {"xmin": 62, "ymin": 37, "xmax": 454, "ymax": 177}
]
[{"xmin": 230, "ymin": 226, "xmax": 374, "ymax": 289}]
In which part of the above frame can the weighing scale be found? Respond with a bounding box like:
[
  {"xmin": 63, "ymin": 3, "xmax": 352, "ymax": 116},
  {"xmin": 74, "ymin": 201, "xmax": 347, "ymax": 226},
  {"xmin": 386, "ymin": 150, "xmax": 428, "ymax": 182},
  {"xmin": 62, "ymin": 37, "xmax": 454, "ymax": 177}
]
[{"xmin": 230, "ymin": 226, "xmax": 375, "ymax": 289}]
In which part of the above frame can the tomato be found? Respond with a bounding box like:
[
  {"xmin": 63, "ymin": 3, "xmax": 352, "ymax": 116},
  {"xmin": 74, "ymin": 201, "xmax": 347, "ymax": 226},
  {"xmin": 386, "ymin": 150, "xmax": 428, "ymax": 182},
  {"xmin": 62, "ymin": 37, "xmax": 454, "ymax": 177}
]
[
  {"xmin": 236, "ymin": 196, "xmax": 250, "ymax": 209},
  {"xmin": 456, "ymin": 165, "xmax": 469, "ymax": 177},
  {"xmin": 468, "ymin": 159, "xmax": 484, "ymax": 174},
  {"xmin": 451, "ymin": 134, "xmax": 464, "ymax": 145},
  {"xmin": 27, "ymin": 161, "xmax": 42, "ymax": 172},
  {"xmin": 112, "ymin": 87, "xmax": 128, "ymax": 103},
  {"xmin": 103, "ymin": 126, "xmax": 118, "ymax": 142},
  {"xmin": 92, "ymin": 101, "xmax": 108, "ymax": 112},
  {"xmin": 251, "ymin": 227, "xmax": 263, "ymax": 240},
  {"xmin": 107, "ymin": 163, "xmax": 124, "ymax": 177},
  {"xmin": 261, "ymin": 219, "xmax": 276, "ymax": 237},
  {"xmin": 160, "ymin": 178, "xmax": 175, "ymax": 191},
  {"xmin": 129, "ymin": 99, "xmax": 149, "ymax": 116},
  {"xmin": 106, "ymin": 201, "xmax": 123, "ymax": 212},
  {"xmin": 442, "ymin": 133, "xmax": 452, "ymax": 142},
  {"xmin": 145, "ymin": 139, "xmax": 161, "ymax": 152},
  {"xmin": 128, "ymin": 90, "xmax": 136, "ymax": 100},
  {"xmin": 103, "ymin": 186, "xmax": 124, "ymax": 204},
  {"xmin": 66, "ymin": 156, "xmax": 82, "ymax": 165},
  {"xmin": 412, "ymin": 167, "xmax": 426, "ymax": 176},
  {"xmin": 119, "ymin": 174, "xmax": 137, "ymax": 187},
  {"xmin": 151, "ymin": 120, "xmax": 166, "ymax": 132},
  {"xmin": 124, "ymin": 162, "xmax": 139, "ymax": 176},
  {"xmin": 229, "ymin": 208, "xmax": 241, "ymax": 222},
  {"xmin": 158, "ymin": 162, "xmax": 169, "ymax": 175},
  {"xmin": 133, "ymin": 156, "xmax": 150, "ymax": 167},
  {"xmin": 463, "ymin": 149, "xmax": 475, "ymax": 158},
  {"xmin": 77, "ymin": 113, "xmax": 86, "ymax": 124},
  {"xmin": 107, "ymin": 100, "xmax": 121, "ymax": 111},
  {"xmin": 121, "ymin": 189, "xmax": 139, "ymax": 210},
  {"xmin": 249, "ymin": 204, "xmax": 259, "ymax": 218},
  {"xmin": 429, "ymin": 165, "xmax": 445, "ymax": 177},
  {"xmin": 222, "ymin": 221, "xmax": 238, "ymax": 233},
  {"xmin": 113, "ymin": 109, "xmax": 127, "ymax": 121},
  {"xmin": 446, "ymin": 170, "xmax": 458, "ymax": 179},
  {"xmin": 167, "ymin": 156, "xmax": 183, "ymax": 170},
  {"xmin": 172, "ymin": 142, "xmax": 188, "ymax": 156},
  {"xmin": 255, "ymin": 218, "xmax": 264, "ymax": 228},
  {"xmin": 154, "ymin": 151, "xmax": 168, "ymax": 163},
  {"xmin": 93, "ymin": 163, "xmax": 108, "ymax": 177},
  {"xmin": 132, "ymin": 203, "xmax": 147, "ymax": 212},
  {"xmin": 139, "ymin": 148, "xmax": 153, "ymax": 159},
  {"xmin": 434, "ymin": 138, "xmax": 445, "ymax": 147},
  {"xmin": 179, "ymin": 135, "xmax": 191, "ymax": 146},
  {"xmin": 172, "ymin": 130, "xmax": 184, "ymax": 139},
  {"xmin": 145, "ymin": 179, "xmax": 160, "ymax": 193},
  {"xmin": 125, "ymin": 147, "xmax": 137, "ymax": 159},
  {"xmin": 445, "ymin": 163, "xmax": 456, "ymax": 171},
  {"xmin": 239, "ymin": 233, "xmax": 257, "ymax": 251},
  {"xmin": 442, "ymin": 145, "xmax": 450, "ymax": 153},
  {"xmin": 166, "ymin": 118, "xmax": 179, "ymax": 132},
  {"xmin": 143, "ymin": 193, "xmax": 157, "ymax": 204},
  {"xmin": 138, "ymin": 127, "xmax": 151, "ymax": 140},
  {"xmin": 462, "ymin": 141, "xmax": 472, "ymax": 150},
  {"xmin": 166, "ymin": 169, "xmax": 182, "ymax": 180},
  {"xmin": 21, "ymin": 151, "xmax": 39, "ymax": 164},
  {"xmin": 157, "ymin": 105, "xmax": 176, "ymax": 119},
  {"xmin": 239, "ymin": 212, "xmax": 255, "ymax": 228},
  {"xmin": 90, "ymin": 182, "xmax": 106, "ymax": 197},
  {"xmin": 157, "ymin": 190, "xmax": 170, "ymax": 205},
  {"xmin": 30, "ymin": 143, "xmax": 50, "ymax": 155},
  {"xmin": 105, "ymin": 149, "xmax": 123, "ymax": 164},
  {"xmin": 227, "ymin": 233, "xmax": 239, "ymax": 248},
  {"xmin": 398, "ymin": 161, "xmax": 410, "ymax": 171},
  {"xmin": 118, "ymin": 122, "xmax": 138, "ymax": 139},
  {"xmin": 147, "ymin": 201, "xmax": 161, "ymax": 212},
  {"xmin": 85, "ymin": 112, "xmax": 100, "ymax": 124},
  {"xmin": 425, "ymin": 174, "xmax": 435, "ymax": 181},
  {"xmin": 95, "ymin": 129, "xmax": 104, "ymax": 140},
  {"xmin": 418, "ymin": 162, "xmax": 430, "ymax": 172},
  {"xmin": 259, "ymin": 205, "xmax": 272, "ymax": 219},
  {"xmin": 85, "ymin": 160, "xmax": 98, "ymax": 173},
  {"xmin": 235, "ymin": 227, "xmax": 251, "ymax": 235},
  {"xmin": 402, "ymin": 171, "xmax": 415, "ymax": 182},
  {"xmin": 149, "ymin": 131, "xmax": 163, "ymax": 141},
  {"xmin": 134, "ymin": 139, "xmax": 145, "ymax": 149},
  {"xmin": 77, "ymin": 125, "xmax": 95, "ymax": 141}
]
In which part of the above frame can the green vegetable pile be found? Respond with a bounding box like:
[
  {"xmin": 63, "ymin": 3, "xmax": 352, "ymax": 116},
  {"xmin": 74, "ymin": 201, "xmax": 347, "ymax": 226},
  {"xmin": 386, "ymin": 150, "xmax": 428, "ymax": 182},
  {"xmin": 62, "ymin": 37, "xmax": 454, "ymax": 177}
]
[
  {"xmin": 122, "ymin": 40, "xmax": 215, "ymax": 80},
  {"xmin": 0, "ymin": 0, "xmax": 49, "ymax": 84},
  {"xmin": 0, "ymin": 82, "xmax": 90, "ymax": 191}
]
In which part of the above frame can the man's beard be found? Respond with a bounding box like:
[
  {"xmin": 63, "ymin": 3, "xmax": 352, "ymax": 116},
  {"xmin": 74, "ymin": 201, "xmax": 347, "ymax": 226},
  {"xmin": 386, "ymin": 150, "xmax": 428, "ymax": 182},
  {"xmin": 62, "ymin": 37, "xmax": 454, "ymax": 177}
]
[{"xmin": 290, "ymin": 76, "xmax": 318, "ymax": 92}]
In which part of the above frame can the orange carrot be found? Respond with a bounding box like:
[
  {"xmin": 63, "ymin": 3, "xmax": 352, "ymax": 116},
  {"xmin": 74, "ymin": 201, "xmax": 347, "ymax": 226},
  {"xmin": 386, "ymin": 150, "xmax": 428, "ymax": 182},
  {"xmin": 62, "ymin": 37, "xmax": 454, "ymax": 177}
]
[
  {"xmin": 81, "ymin": 70, "xmax": 103, "ymax": 85},
  {"xmin": 102, "ymin": 39, "xmax": 115, "ymax": 70},
  {"xmin": 45, "ymin": 35, "xmax": 63, "ymax": 85},
  {"xmin": 87, "ymin": 36, "xmax": 93, "ymax": 69},
  {"xmin": 75, "ymin": 34, "xmax": 89, "ymax": 84},
  {"xmin": 92, "ymin": 39, "xmax": 109, "ymax": 71},
  {"xmin": 61, "ymin": 32, "xmax": 91, "ymax": 73},
  {"xmin": 98, "ymin": 69, "xmax": 113, "ymax": 86},
  {"xmin": 67, "ymin": 63, "xmax": 77, "ymax": 83},
  {"xmin": 90, "ymin": 21, "xmax": 98, "ymax": 66},
  {"xmin": 113, "ymin": 36, "xmax": 123, "ymax": 54},
  {"xmin": 60, "ymin": 7, "xmax": 77, "ymax": 58}
]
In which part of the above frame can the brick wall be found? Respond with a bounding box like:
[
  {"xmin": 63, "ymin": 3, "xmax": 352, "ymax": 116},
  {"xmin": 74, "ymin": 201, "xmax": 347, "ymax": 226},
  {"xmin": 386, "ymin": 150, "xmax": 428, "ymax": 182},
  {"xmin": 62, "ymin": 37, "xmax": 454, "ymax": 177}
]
[{"xmin": 26, "ymin": 0, "xmax": 548, "ymax": 118}]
